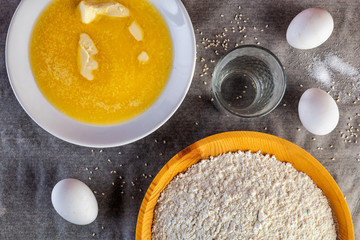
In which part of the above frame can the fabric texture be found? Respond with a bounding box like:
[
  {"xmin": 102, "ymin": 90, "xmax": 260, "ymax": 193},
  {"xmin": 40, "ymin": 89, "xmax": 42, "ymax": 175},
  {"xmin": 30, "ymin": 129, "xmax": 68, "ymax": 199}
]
[{"xmin": 0, "ymin": 0, "xmax": 359, "ymax": 239}]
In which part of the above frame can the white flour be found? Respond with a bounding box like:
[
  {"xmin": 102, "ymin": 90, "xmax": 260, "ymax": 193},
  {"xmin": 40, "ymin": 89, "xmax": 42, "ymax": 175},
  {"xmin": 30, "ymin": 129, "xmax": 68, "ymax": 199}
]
[{"xmin": 152, "ymin": 151, "xmax": 337, "ymax": 240}]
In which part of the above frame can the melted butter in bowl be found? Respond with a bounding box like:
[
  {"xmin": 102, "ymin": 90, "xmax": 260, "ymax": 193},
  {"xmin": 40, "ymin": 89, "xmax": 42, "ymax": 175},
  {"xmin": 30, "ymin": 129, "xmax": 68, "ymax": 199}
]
[
  {"xmin": 6, "ymin": 0, "xmax": 195, "ymax": 147},
  {"xmin": 29, "ymin": 0, "xmax": 173, "ymax": 125}
]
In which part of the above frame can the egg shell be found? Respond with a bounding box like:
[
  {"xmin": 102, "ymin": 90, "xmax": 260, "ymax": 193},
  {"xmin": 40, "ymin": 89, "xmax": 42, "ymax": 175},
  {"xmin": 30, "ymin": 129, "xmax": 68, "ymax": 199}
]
[
  {"xmin": 298, "ymin": 88, "xmax": 339, "ymax": 135},
  {"xmin": 51, "ymin": 178, "xmax": 98, "ymax": 225},
  {"xmin": 286, "ymin": 8, "xmax": 334, "ymax": 50}
]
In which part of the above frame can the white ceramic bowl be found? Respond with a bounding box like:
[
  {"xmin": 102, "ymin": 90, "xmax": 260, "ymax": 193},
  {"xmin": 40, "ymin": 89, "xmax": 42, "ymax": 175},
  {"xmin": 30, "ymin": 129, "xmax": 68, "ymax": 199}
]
[{"xmin": 6, "ymin": 0, "xmax": 196, "ymax": 148}]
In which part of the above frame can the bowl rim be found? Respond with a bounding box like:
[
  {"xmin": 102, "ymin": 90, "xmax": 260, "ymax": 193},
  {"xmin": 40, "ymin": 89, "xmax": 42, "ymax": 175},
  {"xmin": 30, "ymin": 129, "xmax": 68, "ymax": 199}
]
[
  {"xmin": 136, "ymin": 131, "xmax": 354, "ymax": 239},
  {"xmin": 5, "ymin": 0, "xmax": 196, "ymax": 148}
]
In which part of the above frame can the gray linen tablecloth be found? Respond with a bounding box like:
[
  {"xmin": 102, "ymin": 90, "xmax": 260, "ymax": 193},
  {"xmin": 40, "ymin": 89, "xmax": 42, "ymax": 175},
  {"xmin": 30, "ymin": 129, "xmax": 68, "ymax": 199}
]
[{"xmin": 0, "ymin": 0, "xmax": 359, "ymax": 239}]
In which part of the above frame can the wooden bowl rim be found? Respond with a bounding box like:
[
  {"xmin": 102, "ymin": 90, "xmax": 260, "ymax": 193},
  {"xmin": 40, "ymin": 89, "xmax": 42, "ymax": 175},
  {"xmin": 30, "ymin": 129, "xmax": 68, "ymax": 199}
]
[{"xmin": 136, "ymin": 131, "xmax": 354, "ymax": 240}]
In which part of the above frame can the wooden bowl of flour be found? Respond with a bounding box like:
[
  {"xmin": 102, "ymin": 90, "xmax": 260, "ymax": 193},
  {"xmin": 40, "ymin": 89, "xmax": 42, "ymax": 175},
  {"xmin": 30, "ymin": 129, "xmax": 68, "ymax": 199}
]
[{"xmin": 136, "ymin": 131, "xmax": 354, "ymax": 240}]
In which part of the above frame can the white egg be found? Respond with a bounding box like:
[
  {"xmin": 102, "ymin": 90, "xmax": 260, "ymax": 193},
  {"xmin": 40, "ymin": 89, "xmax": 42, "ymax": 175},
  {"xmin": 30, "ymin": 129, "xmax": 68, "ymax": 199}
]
[
  {"xmin": 298, "ymin": 88, "xmax": 339, "ymax": 135},
  {"xmin": 51, "ymin": 178, "xmax": 98, "ymax": 225},
  {"xmin": 286, "ymin": 8, "xmax": 334, "ymax": 49}
]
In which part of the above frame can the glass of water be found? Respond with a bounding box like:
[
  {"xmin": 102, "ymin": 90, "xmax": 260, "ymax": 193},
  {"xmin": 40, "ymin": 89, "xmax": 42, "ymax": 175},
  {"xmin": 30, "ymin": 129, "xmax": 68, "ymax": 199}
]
[{"xmin": 212, "ymin": 45, "xmax": 286, "ymax": 118}]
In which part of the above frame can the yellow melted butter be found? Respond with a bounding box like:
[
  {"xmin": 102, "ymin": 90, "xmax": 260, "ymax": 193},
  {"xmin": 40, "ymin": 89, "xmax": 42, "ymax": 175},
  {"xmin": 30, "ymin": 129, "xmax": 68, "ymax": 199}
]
[{"xmin": 30, "ymin": 0, "xmax": 173, "ymax": 125}]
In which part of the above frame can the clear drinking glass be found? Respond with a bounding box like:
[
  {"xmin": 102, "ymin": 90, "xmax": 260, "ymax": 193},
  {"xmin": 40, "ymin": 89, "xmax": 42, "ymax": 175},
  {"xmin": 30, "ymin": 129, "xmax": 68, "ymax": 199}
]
[{"xmin": 212, "ymin": 45, "xmax": 286, "ymax": 118}]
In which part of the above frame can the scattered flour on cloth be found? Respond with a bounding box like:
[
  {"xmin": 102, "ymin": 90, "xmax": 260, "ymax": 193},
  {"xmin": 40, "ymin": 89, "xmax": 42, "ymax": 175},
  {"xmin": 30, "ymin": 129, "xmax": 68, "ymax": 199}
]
[
  {"xmin": 309, "ymin": 59, "xmax": 332, "ymax": 85},
  {"xmin": 152, "ymin": 151, "xmax": 337, "ymax": 240},
  {"xmin": 307, "ymin": 52, "xmax": 360, "ymax": 87},
  {"xmin": 324, "ymin": 53, "xmax": 359, "ymax": 77}
]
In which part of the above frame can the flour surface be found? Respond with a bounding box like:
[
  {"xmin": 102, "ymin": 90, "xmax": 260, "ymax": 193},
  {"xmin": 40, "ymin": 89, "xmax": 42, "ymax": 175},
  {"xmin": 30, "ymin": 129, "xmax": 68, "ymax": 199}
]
[{"xmin": 152, "ymin": 151, "xmax": 337, "ymax": 239}]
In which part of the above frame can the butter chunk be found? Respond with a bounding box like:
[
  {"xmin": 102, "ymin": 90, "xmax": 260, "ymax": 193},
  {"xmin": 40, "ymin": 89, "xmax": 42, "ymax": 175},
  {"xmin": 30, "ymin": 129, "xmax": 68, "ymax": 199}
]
[
  {"xmin": 78, "ymin": 33, "xmax": 98, "ymax": 80},
  {"xmin": 138, "ymin": 51, "xmax": 149, "ymax": 63},
  {"xmin": 129, "ymin": 21, "xmax": 143, "ymax": 41},
  {"xmin": 79, "ymin": 1, "xmax": 129, "ymax": 24}
]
